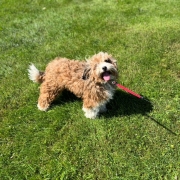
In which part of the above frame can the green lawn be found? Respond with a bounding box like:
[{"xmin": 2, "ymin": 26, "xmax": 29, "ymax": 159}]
[{"xmin": 0, "ymin": 0, "xmax": 180, "ymax": 179}]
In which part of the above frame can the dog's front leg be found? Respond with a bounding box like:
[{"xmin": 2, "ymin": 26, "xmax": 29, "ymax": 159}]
[
  {"xmin": 82, "ymin": 106, "xmax": 100, "ymax": 119},
  {"xmin": 82, "ymin": 99, "xmax": 101, "ymax": 119}
]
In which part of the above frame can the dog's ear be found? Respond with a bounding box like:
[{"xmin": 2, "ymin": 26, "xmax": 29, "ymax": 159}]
[
  {"xmin": 82, "ymin": 67, "xmax": 91, "ymax": 80},
  {"xmin": 112, "ymin": 59, "xmax": 118, "ymax": 69}
]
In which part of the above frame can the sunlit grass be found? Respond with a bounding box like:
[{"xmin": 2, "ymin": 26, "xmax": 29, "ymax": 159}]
[{"xmin": 0, "ymin": 0, "xmax": 180, "ymax": 179}]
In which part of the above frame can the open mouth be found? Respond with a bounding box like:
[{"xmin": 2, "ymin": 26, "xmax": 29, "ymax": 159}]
[{"xmin": 102, "ymin": 71, "xmax": 111, "ymax": 81}]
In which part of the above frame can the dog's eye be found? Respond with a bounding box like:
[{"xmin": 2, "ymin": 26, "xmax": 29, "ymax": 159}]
[{"xmin": 105, "ymin": 59, "xmax": 111, "ymax": 63}]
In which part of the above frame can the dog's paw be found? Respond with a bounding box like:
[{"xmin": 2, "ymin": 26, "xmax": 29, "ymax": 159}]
[
  {"xmin": 82, "ymin": 107, "xmax": 99, "ymax": 119},
  {"xmin": 84, "ymin": 112, "xmax": 97, "ymax": 119},
  {"xmin": 37, "ymin": 103, "xmax": 49, "ymax": 111}
]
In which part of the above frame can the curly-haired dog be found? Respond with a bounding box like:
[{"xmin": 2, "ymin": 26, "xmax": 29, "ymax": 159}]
[{"xmin": 28, "ymin": 52, "xmax": 118, "ymax": 119}]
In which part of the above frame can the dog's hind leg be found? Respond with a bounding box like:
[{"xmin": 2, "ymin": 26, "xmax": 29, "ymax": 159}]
[{"xmin": 37, "ymin": 82, "xmax": 62, "ymax": 111}]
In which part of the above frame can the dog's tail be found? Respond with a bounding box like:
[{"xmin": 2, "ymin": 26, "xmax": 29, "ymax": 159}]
[{"xmin": 28, "ymin": 64, "xmax": 44, "ymax": 83}]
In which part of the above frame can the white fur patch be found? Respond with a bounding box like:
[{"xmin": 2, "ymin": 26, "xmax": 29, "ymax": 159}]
[
  {"xmin": 82, "ymin": 100, "xmax": 109, "ymax": 119},
  {"xmin": 37, "ymin": 103, "xmax": 48, "ymax": 111},
  {"xmin": 28, "ymin": 64, "xmax": 40, "ymax": 83},
  {"xmin": 98, "ymin": 62, "xmax": 115, "ymax": 74},
  {"xmin": 105, "ymin": 84, "xmax": 115, "ymax": 100},
  {"xmin": 82, "ymin": 107, "xmax": 100, "ymax": 119}
]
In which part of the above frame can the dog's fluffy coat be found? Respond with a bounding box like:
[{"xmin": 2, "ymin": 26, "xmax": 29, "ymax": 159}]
[{"xmin": 28, "ymin": 52, "xmax": 118, "ymax": 119}]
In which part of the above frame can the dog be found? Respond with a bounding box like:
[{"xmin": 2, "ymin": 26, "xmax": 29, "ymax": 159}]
[{"xmin": 28, "ymin": 52, "xmax": 118, "ymax": 119}]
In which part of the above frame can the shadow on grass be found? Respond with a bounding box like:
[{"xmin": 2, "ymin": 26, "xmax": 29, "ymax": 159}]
[
  {"xmin": 105, "ymin": 90, "xmax": 153, "ymax": 117},
  {"xmin": 106, "ymin": 90, "xmax": 177, "ymax": 135},
  {"xmin": 53, "ymin": 90, "xmax": 81, "ymax": 105},
  {"xmin": 53, "ymin": 89, "xmax": 153, "ymax": 116},
  {"xmin": 52, "ymin": 90, "xmax": 177, "ymax": 135}
]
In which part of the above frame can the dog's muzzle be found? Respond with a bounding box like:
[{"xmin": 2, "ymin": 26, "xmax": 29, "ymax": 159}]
[{"xmin": 101, "ymin": 65, "xmax": 117, "ymax": 81}]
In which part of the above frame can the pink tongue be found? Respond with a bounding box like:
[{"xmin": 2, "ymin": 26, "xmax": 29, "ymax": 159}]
[{"xmin": 103, "ymin": 72, "xmax": 110, "ymax": 81}]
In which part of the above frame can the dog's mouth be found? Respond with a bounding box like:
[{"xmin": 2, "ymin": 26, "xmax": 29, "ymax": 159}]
[{"xmin": 102, "ymin": 71, "xmax": 111, "ymax": 81}]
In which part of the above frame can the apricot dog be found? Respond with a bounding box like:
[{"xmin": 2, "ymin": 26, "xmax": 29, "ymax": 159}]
[{"xmin": 28, "ymin": 52, "xmax": 118, "ymax": 119}]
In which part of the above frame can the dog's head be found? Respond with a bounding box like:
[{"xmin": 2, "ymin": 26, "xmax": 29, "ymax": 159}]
[{"xmin": 82, "ymin": 52, "xmax": 118, "ymax": 83}]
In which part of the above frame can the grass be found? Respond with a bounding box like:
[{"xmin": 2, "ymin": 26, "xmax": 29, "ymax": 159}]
[{"xmin": 0, "ymin": 0, "xmax": 180, "ymax": 179}]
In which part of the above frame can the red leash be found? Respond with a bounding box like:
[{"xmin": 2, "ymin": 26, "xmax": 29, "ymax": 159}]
[{"xmin": 112, "ymin": 81, "xmax": 144, "ymax": 100}]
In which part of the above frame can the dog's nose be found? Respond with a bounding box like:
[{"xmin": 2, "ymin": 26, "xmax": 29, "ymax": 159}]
[{"xmin": 102, "ymin": 66, "xmax": 107, "ymax": 71}]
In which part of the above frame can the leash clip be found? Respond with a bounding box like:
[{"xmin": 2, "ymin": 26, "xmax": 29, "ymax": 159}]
[{"xmin": 111, "ymin": 81, "xmax": 117, "ymax": 85}]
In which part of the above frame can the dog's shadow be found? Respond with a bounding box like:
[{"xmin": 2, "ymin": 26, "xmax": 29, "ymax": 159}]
[
  {"xmin": 105, "ymin": 90, "xmax": 153, "ymax": 118},
  {"xmin": 53, "ymin": 90, "xmax": 153, "ymax": 117},
  {"xmin": 53, "ymin": 90, "xmax": 80, "ymax": 105},
  {"xmin": 53, "ymin": 91, "xmax": 179, "ymax": 135}
]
